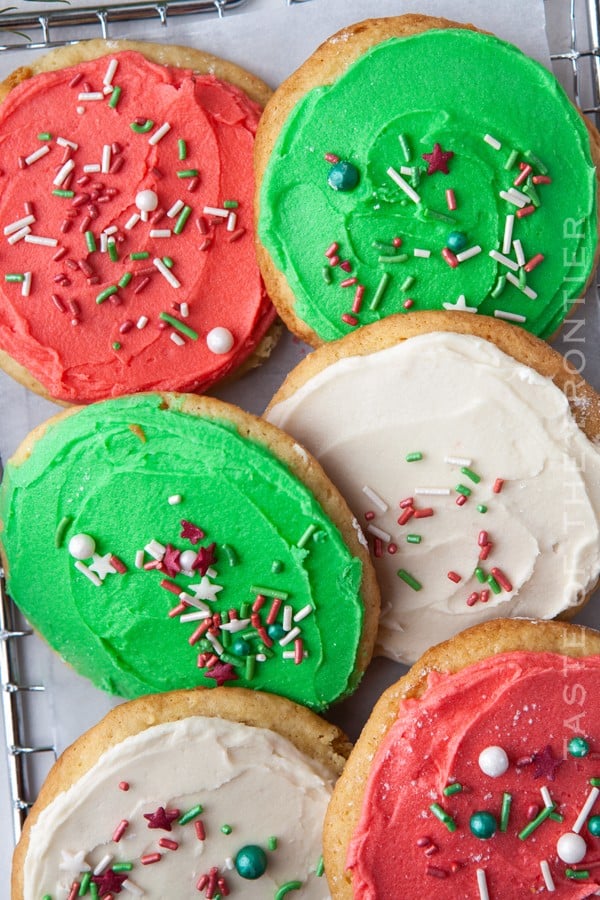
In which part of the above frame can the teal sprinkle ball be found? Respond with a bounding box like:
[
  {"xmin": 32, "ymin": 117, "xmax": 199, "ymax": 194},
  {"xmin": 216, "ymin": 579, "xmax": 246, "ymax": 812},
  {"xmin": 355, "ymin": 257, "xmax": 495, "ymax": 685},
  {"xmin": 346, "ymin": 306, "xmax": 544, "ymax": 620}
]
[
  {"xmin": 231, "ymin": 638, "xmax": 251, "ymax": 657},
  {"xmin": 470, "ymin": 811, "xmax": 497, "ymax": 839},
  {"xmin": 235, "ymin": 845, "xmax": 268, "ymax": 880},
  {"xmin": 568, "ymin": 736, "xmax": 590, "ymax": 758},
  {"xmin": 446, "ymin": 231, "xmax": 468, "ymax": 253},
  {"xmin": 588, "ymin": 815, "xmax": 600, "ymax": 836},
  {"xmin": 267, "ymin": 623, "xmax": 286, "ymax": 641},
  {"xmin": 327, "ymin": 161, "xmax": 360, "ymax": 192}
]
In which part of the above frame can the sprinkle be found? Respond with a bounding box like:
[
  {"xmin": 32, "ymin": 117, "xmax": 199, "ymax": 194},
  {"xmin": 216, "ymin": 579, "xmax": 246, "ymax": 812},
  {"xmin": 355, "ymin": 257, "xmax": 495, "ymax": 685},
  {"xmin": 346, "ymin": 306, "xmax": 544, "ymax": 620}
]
[
  {"xmin": 4, "ymin": 214, "xmax": 35, "ymax": 236},
  {"xmin": 406, "ymin": 452, "xmax": 423, "ymax": 462},
  {"xmin": 499, "ymin": 189, "xmax": 527, "ymax": 208},
  {"xmin": 298, "ymin": 523, "xmax": 317, "ymax": 548},
  {"xmin": 228, "ymin": 227, "xmax": 246, "ymax": 242},
  {"xmin": 250, "ymin": 585, "xmax": 289, "ymax": 600},
  {"xmin": 294, "ymin": 604, "xmax": 312, "ymax": 622},
  {"xmin": 167, "ymin": 200, "xmax": 184, "ymax": 218},
  {"xmin": 414, "ymin": 248, "xmax": 431, "ymax": 258},
  {"xmin": 466, "ymin": 592, "xmax": 479, "ymax": 606},
  {"xmin": 533, "ymin": 174, "xmax": 552, "ymax": 184},
  {"xmin": 517, "ymin": 204, "xmax": 536, "ymax": 218},
  {"xmin": 95, "ymin": 285, "xmax": 117, "ymax": 305},
  {"xmin": 445, "ymin": 456, "xmax": 472, "ymax": 466},
  {"xmin": 24, "ymin": 145, "xmax": 51, "ymax": 166},
  {"xmin": 441, "ymin": 248, "xmax": 459, "ymax": 268},
  {"xmin": 423, "ymin": 207, "xmax": 455, "ymax": 224},
  {"xmin": 387, "ymin": 166, "xmax": 421, "ymax": 203},
  {"xmin": 274, "ymin": 881, "xmax": 303, "ymax": 899},
  {"xmin": 397, "ymin": 569, "xmax": 422, "ymax": 591},
  {"xmin": 159, "ymin": 838, "xmax": 179, "ymax": 851},
  {"xmin": 5, "ymin": 273, "xmax": 25, "ymax": 282},
  {"xmin": 484, "ymin": 134, "xmax": 502, "ymax": 150},
  {"xmin": 524, "ymin": 253, "xmax": 544, "ymax": 272},
  {"xmin": 447, "ymin": 571, "xmax": 461, "ymax": 583},
  {"xmin": 25, "ymin": 234, "xmax": 59, "ymax": 247},
  {"xmin": 21, "ymin": 272, "xmax": 32, "ymax": 296},
  {"xmin": 487, "ymin": 574, "xmax": 502, "ymax": 594},
  {"xmin": 74, "ymin": 560, "xmax": 102, "ymax": 586},
  {"xmin": 476, "ymin": 868, "xmax": 490, "ymax": 900},
  {"xmin": 398, "ymin": 133, "xmax": 411, "ymax": 161},
  {"xmin": 112, "ymin": 819, "xmax": 129, "ymax": 842},
  {"xmin": 125, "ymin": 213, "xmax": 140, "ymax": 230},
  {"xmin": 378, "ymin": 254, "xmax": 408, "ymax": 264},
  {"xmin": 429, "ymin": 803, "xmax": 457, "ymax": 832},
  {"xmin": 474, "ymin": 567, "xmax": 486, "ymax": 583},
  {"xmin": 519, "ymin": 804, "xmax": 556, "ymax": 840},
  {"xmin": 367, "ymin": 524, "xmax": 391, "ymax": 542},
  {"xmin": 489, "ymin": 249, "xmax": 519, "ymax": 272},
  {"xmin": 401, "ymin": 276, "xmax": 415, "ymax": 291},
  {"xmin": 573, "ymin": 786, "xmax": 599, "ymax": 833},
  {"xmin": 494, "ymin": 309, "xmax": 527, "ymax": 323},
  {"xmin": 174, "ymin": 206, "xmax": 192, "ymax": 235},
  {"xmin": 498, "ymin": 792, "xmax": 513, "ymax": 832},
  {"xmin": 513, "ymin": 239, "xmax": 526, "ymax": 267},
  {"xmin": 362, "ymin": 485, "xmax": 388, "ymax": 511},
  {"xmin": 107, "ymin": 237, "xmax": 119, "ymax": 262},
  {"xmin": 149, "ymin": 229, "xmax": 171, "ymax": 238},
  {"xmin": 54, "ymin": 515, "xmax": 72, "ymax": 547},
  {"xmin": 6, "ymin": 226, "xmax": 30, "ymax": 245},
  {"xmin": 540, "ymin": 860, "xmax": 556, "ymax": 892},
  {"xmin": 504, "ymin": 149, "xmax": 519, "ymax": 170},
  {"xmin": 477, "ymin": 505, "xmax": 487, "ymax": 514},
  {"xmin": 106, "ymin": 84, "xmax": 122, "ymax": 109},
  {"xmin": 53, "ymin": 159, "xmax": 75, "ymax": 187},
  {"xmin": 203, "ymin": 205, "xmax": 229, "ymax": 218},
  {"xmin": 178, "ymin": 803, "xmax": 203, "ymax": 826},
  {"xmin": 154, "ymin": 260, "xmax": 181, "ymax": 290},
  {"xmin": 415, "ymin": 487, "xmax": 450, "ymax": 496},
  {"xmin": 491, "ymin": 567, "xmax": 513, "ymax": 591},
  {"xmin": 505, "ymin": 270, "xmax": 537, "ymax": 299},
  {"xmin": 443, "ymin": 782, "xmax": 463, "ymax": 796},
  {"xmin": 502, "ymin": 215, "xmax": 515, "ymax": 254},
  {"xmin": 171, "ymin": 332, "xmax": 185, "ymax": 347},
  {"xmin": 149, "ymin": 121, "xmax": 171, "ymax": 145},
  {"xmin": 456, "ymin": 245, "xmax": 482, "ymax": 263},
  {"xmin": 325, "ymin": 242, "xmax": 339, "ymax": 257},
  {"xmin": 177, "ymin": 168, "xmax": 199, "ymax": 178},
  {"xmin": 446, "ymin": 189, "xmax": 457, "ymax": 210},
  {"xmin": 369, "ymin": 272, "xmax": 390, "ymax": 310}
]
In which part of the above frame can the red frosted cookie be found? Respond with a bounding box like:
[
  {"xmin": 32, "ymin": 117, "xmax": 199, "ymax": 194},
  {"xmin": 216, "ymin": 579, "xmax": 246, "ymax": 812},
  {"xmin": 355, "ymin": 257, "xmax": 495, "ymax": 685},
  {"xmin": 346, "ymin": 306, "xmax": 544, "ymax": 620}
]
[
  {"xmin": 0, "ymin": 40, "xmax": 277, "ymax": 404},
  {"xmin": 325, "ymin": 619, "xmax": 600, "ymax": 899}
]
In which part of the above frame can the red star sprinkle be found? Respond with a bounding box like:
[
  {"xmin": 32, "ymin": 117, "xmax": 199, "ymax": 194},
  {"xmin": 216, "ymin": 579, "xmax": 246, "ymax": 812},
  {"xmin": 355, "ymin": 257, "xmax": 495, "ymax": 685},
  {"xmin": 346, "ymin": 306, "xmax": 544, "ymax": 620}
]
[
  {"xmin": 422, "ymin": 143, "xmax": 454, "ymax": 175},
  {"xmin": 180, "ymin": 520, "xmax": 205, "ymax": 544},
  {"xmin": 92, "ymin": 869, "xmax": 128, "ymax": 894},
  {"xmin": 162, "ymin": 544, "xmax": 181, "ymax": 577},
  {"xmin": 204, "ymin": 662, "xmax": 239, "ymax": 687},
  {"xmin": 532, "ymin": 745, "xmax": 564, "ymax": 781},
  {"xmin": 143, "ymin": 806, "xmax": 180, "ymax": 831},
  {"xmin": 192, "ymin": 542, "xmax": 217, "ymax": 576}
]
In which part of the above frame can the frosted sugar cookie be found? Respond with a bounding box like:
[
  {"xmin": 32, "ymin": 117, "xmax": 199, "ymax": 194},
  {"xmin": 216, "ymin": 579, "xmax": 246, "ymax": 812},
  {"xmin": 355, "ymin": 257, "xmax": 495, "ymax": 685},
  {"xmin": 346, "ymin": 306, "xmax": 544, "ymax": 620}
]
[
  {"xmin": 0, "ymin": 40, "xmax": 277, "ymax": 403},
  {"xmin": 266, "ymin": 311, "xmax": 600, "ymax": 663},
  {"xmin": 0, "ymin": 393, "xmax": 379, "ymax": 708},
  {"xmin": 256, "ymin": 15, "xmax": 600, "ymax": 342}
]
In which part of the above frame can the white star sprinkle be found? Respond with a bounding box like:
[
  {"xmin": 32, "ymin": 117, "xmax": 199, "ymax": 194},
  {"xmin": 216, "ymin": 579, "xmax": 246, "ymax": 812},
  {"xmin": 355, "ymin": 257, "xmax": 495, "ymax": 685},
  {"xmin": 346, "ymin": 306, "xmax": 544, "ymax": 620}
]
[
  {"xmin": 442, "ymin": 294, "xmax": 478, "ymax": 313},
  {"xmin": 88, "ymin": 552, "xmax": 117, "ymax": 580},
  {"xmin": 188, "ymin": 576, "xmax": 223, "ymax": 603},
  {"xmin": 59, "ymin": 849, "xmax": 90, "ymax": 879},
  {"xmin": 220, "ymin": 618, "xmax": 251, "ymax": 633}
]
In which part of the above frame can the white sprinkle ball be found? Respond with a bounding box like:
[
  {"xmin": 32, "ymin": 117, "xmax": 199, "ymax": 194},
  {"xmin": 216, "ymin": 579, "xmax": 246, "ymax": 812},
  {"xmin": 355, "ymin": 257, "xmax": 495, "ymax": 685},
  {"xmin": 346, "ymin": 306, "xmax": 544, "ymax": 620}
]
[
  {"xmin": 180, "ymin": 550, "xmax": 197, "ymax": 572},
  {"xmin": 478, "ymin": 746, "xmax": 509, "ymax": 778},
  {"xmin": 556, "ymin": 832, "xmax": 587, "ymax": 864},
  {"xmin": 68, "ymin": 533, "xmax": 96, "ymax": 560},
  {"xmin": 206, "ymin": 327, "xmax": 234, "ymax": 355},
  {"xmin": 135, "ymin": 189, "xmax": 159, "ymax": 213}
]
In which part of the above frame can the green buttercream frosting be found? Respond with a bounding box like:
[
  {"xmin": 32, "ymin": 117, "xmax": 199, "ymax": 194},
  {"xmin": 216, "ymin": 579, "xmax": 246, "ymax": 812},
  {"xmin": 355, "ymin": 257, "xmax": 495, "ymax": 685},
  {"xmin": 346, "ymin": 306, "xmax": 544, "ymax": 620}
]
[
  {"xmin": 0, "ymin": 394, "xmax": 364, "ymax": 709},
  {"xmin": 258, "ymin": 28, "xmax": 597, "ymax": 339}
]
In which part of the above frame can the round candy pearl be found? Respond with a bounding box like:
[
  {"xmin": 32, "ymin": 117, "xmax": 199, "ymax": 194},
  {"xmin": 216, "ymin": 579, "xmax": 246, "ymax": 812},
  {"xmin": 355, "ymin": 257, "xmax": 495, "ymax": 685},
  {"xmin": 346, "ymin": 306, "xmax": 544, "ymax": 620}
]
[
  {"xmin": 68, "ymin": 533, "xmax": 96, "ymax": 560},
  {"xmin": 568, "ymin": 736, "xmax": 590, "ymax": 758},
  {"xmin": 588, "ymin": 815, "xmax": 600, "ymax": 837},
  {"xmin": 267, "ymin": 623, "xmax": 285, "ymax": 641},
  {"xmin": 231, "ymin": 638, "xmax": 251, "ymax": 657},
  {"xmin": 135, "ymin": 189, "xmax": 159, "ymax": 212},
  {"xmin": 470, "ymin": 811, "xmax": 497, "ymax": 840},
  {"xmin": 179, "ymin": 549, "xmax": 197, "ymax": 571},
  {"xmin": 556, "ymin": 832, "xmax": 587, "ymax": 864},
  {"xmin": 446, "ymin": 230, "xmax": 468, "ymax": 253},
  {"xmin": 478, "ymin": 745, "xmax": 510, "ymax": 778},
  {"xmin": 235, "ymin": 845, "xmax": 267, "ymax": 880},
  {"xmin": 327, "ymin": 160, "xmax": 360, "ymax": 192},
  {"xmin": 206, "ymin": 327, "xmax": 234, "ymax": 355}
]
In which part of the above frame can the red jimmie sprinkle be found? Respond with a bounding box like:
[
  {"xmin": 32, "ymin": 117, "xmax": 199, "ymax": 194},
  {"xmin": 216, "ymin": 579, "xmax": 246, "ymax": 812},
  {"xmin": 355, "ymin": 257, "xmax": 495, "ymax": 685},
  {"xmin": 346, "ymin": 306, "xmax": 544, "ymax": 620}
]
[
  {"xmin": 252, "ymin": 594, "xmax": 266, "ymax": 613},
  {"xmin": 478, "ymin": 531, "xmax": 489, "ymax": 547},
  {"xmin": 324, "ymin": 242, "xmax": 339, "ymax": 258},
  {"xmin": 466, "ymin": 592, "xmax": 479, "ymax": 607},
  {"xmin": 266, "ymin": 597, "xmax": 282, "ymax": 625},
  {"xmin": 388, "ymin": 543, "xmax": 398, "ymax": 555},
  {"xmin": 445, "ymin": 188, "xmax": 457, "ymax": 211},
  {"xmin": 168, "ymin": 601, "xmax": 189, "ymax": 618},
  {"xmin": 455, "ymin": 494, "xmax": 467, "ymax": 506},
  {"xmin": 110, "ymin": 555, "xmax": 127, "ymax": 574},
  {"xmin": 352, "ymin": 285, "xmax": 365, "ymax": 313},
  {"xmin": 112, "ymin": 819, "xmax": 129, "ymax": 842},
  {"xmin": 339, "ymin": 260, "xmax": 352, "ymax": 272},
  {"xmin": 442, "ymin": 248, "xmax": 459, "ymax": 268},
  {"xmin": 493, "ymin": 478, "xmax": 504, "ymax": 493},
  {"xmin": 426, "ymin": 866, "xmax": 449, "ymax": 879},
  {"xmin": 524, "ymin": 253, "xmax": 544, "ymax": 273},
  {"xmin": 533, "ymin": 175, "xmax": 552, "ymax": 184},
  {"xmin": 67, "ymin": 882, "xmax": 81, "ymax": 900},
  {"xmin": 514, "ymin": 163, "xmax": 532, "ymax": 186},
  {"xmin": 365, "ymin": 510, "xmax": 375, "ymax": 521},
  {"xmin": 374, "ymin": 537, "xmax": 383, "ymax": 558},
  {"xmin": 517, "ymin": 204, "xmax": 536, "ymax": 218},
  {"xmin": 118, "ymin": 781, "xmax": 129, "ymax": 791},
  {"xmin": 161, "ymin": 579, "xmax": 181, "ymax": 596},
  {"xmin": 141, "ymin": 853, "xmax": 162, "ymax": 865},
  {"xmin": 159, "ymin": 838, "xmax": 179, "ymax": 851},
  {"xmin": 340, "ymin": 276, "xmax": 358, "ymax": 288},
  {"xmin": 325, "ymin": 153, "xmax": 340, "ymax": 164},
  {"xmin": 399, "ymin": 496, "xmax": 414, "ymax": 509},
  {"xmin": 403, "ymin": 299, "xmax": 414, "ymax": 309},
  {"xmin": 491, "ymin": 567, "xmax": 513, "ymax": 591},
  {"xmin": 413, "ymin": 508, "xmax": 434, "ymax": 518},
  {"xmin": 479, "ymin": 543, "xmax": 492, "ymax": 561},
  {"xmin": 398, "ymin": 507, "xmax": 414, "ymax": 526},
  {"xmin": 329, "ymin": 255, "xmax": 340, "ymax": 267},
  {"xmin": 447, "ymin": 571, "xmax": 461, "ymax": 583},
  {"xmin": 480, "ymin": 589, "xmax": 490, "ymax": 603},
  {"xmin": 294, "ymin": 637, "xmax": 304, "ymax": 665},
  {"xmin": 392, "ymin": 237, "xmax": 403, "ymax": 248},
  {"xmin": 195, "ymin": 819, "xmax": 206, "ymax": 840},
  {"xmin": 189, "ymin": 620, "xmax": 211, "ymax": 645},
  {"xmin": 341, "ymin": 313, "xmax": 358, "ymax": 326}
]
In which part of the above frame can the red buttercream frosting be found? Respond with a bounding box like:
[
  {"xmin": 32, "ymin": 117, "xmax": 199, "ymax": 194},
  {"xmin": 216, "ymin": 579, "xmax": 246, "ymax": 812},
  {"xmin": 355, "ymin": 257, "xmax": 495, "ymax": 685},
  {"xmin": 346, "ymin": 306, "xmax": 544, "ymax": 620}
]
[
  {"xmin": 0, "ymin": 51, "xmax": 275, "ymax": 403},
  {"xmin": 347, "ymin": 652, "xmax": 600, "ymax": 898}
]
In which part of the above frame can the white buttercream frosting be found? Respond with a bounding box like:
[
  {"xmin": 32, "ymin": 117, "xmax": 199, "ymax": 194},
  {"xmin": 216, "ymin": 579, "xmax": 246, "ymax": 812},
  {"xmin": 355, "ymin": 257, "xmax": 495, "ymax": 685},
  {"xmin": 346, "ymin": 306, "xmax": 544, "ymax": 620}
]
[
  {"xmin": 267, "ymin": 332, "xmax": 600, "ymax": 663},
  {"xmin": 23, "ymin": 716, "xmax": 333, "ymax": 899}
]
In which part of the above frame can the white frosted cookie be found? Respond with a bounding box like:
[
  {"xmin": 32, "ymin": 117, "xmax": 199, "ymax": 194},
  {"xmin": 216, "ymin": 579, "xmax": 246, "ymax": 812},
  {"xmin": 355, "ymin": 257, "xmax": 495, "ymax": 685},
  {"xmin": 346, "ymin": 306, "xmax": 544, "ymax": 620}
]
[
  {"xmin": 266, "ymin": 311, "xmax": 600, "ymax": 663},
  {"xmin": 12, "ymin": 687, "xmax": 348, "ymax": 899}
]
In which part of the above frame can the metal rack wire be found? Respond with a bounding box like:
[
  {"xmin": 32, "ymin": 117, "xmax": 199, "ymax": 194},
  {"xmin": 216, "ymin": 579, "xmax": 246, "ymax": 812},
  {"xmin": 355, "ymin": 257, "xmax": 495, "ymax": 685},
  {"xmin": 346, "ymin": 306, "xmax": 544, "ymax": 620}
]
[{"xmin": 1, "ymin": 0, "xmax": 600, "ymax": 849}]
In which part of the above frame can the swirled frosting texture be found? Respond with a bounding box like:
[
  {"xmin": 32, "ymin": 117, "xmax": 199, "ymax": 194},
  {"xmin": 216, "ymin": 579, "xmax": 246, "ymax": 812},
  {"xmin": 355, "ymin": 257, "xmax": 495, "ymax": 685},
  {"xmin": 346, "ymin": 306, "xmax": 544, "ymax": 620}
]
[
  {"xmin": 347, "ymin": 652, "xmax": 600, "ymax": 898},
  {"xmin": 0, "ymin": 51, "xmax": 275, "ymax": 402},
  {"xmin": 24, "ymin": 716, "xmax": 332, "ymax": 899},
  {"xmin": 0, "ymin": 394, "xmax": 364, "ymax": 708},
  {"xmin": 267, "ymin": 332, "xmax": 600, "ymax": 663},
  {"xmin": 258, "ymin": 29, "xmax": 597, "ymax": 340}
]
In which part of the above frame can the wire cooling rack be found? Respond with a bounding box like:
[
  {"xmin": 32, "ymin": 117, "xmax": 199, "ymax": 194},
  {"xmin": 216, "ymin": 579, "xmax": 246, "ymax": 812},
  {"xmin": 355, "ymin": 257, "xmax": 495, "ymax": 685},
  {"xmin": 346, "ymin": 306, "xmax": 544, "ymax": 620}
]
[{"xmin": 1, "ymin": 0, "xmax": 599, "ymax": 848}]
